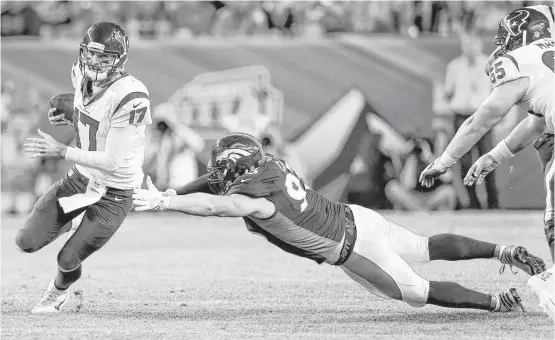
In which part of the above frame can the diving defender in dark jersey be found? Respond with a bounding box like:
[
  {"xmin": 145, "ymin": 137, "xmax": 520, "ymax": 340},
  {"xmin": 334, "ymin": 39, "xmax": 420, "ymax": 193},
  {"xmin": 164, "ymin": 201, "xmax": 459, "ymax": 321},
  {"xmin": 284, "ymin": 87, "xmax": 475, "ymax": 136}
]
[{"xmin": 133, "ymin": 133, "xmax": 545, "ymax": 312}]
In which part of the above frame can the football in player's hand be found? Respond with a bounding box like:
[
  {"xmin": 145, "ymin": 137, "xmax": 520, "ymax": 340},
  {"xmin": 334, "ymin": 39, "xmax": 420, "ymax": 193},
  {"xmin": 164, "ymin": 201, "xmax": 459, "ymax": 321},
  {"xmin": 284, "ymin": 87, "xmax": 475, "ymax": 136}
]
[{"xmin": 49, "ymin": 93, "xmax": 74, "ymax": 123}]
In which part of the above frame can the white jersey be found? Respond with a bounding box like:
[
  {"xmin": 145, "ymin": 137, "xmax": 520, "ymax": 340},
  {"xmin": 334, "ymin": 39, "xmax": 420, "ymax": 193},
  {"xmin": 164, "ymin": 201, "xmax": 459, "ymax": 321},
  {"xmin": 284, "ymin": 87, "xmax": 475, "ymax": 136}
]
[
  {"xmin": 71, "ymin": 61, "xmax": 152, "ymax": 189},
  {"xmin": 489, "ymin": 38, "xmax": 555, "ymax": 132}
]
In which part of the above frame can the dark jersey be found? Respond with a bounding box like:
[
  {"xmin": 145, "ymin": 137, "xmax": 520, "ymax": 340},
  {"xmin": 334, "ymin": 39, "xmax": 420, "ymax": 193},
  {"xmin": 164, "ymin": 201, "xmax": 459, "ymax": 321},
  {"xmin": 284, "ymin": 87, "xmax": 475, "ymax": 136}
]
[{"xmin": 227, "ymin": 155, "xmax": 346, "ymax": 264}]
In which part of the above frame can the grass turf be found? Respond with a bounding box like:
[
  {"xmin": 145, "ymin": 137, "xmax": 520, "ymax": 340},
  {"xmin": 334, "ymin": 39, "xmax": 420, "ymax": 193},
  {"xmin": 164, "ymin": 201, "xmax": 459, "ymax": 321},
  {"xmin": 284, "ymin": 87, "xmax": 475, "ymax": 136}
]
[{"xmin": 2, "ymin": 211, "xmax": 554, "ymax": 339}]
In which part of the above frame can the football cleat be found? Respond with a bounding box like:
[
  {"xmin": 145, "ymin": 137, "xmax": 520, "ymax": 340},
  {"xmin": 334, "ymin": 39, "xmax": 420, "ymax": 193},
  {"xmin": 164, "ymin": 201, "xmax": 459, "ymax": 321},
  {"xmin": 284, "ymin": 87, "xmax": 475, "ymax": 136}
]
[
  {"xmin": 499, "ymin": 245, "xmax": 546, "ymax": 276},
  {"xmin": 492, "ymin": 288, "xmax": 525, "ymax": 312},
  {"xmin": 528, "ymin": 265, "xmax": 555, "ymax": 320},
  {"xmin": 31, "ymin": 279, "xmax": 70, "ymax": 314}
]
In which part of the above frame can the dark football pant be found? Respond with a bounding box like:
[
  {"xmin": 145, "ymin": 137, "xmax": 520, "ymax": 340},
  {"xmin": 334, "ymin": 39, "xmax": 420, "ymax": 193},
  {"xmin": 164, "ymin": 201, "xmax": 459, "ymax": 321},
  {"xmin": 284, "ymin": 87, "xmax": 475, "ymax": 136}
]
[
  {"xmin": 16, "ymin": 167, "xmax": 133, "ymax": 271},
  {"xmin": 534, "ymin": 133, "xmax": 554, "ymax": 260}
]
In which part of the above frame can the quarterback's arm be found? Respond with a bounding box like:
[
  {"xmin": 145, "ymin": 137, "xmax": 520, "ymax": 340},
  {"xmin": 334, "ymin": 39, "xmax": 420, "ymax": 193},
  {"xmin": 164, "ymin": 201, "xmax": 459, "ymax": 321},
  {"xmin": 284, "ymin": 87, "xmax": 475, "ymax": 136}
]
[
  {"xmin": 63, "ymin": 125, "xmax": 136, "ymax": 172},
  {"xmin": 438, "ymin": 78, "xmax": 528, "ymax": 163}
]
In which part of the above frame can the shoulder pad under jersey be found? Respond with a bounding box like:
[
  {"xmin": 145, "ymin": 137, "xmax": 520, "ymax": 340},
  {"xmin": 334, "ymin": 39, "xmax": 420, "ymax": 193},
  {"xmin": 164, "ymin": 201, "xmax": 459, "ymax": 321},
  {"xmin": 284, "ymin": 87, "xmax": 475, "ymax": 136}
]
[
  {"xmin": 488, "ymin": 53, "xmax": 525, "ymax": 88},
  {"xmin": 109, "ymin": 76, "xmax": 152, "ymax": 127}
]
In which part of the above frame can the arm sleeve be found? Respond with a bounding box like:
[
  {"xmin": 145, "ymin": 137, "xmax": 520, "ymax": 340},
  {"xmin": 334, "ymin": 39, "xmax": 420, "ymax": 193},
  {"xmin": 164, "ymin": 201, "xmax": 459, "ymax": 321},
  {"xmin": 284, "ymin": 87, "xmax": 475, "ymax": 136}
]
[
  {"xmin": 489, "ymin": 56, "xmax": 524, "ymax": 88},
  {"xmin": 64, "ymin": 125, "xmax": 136, "ymax": 172},
  {"xmin": 111, "ymin": 93, "xmax": 152, "ymax": 128}
]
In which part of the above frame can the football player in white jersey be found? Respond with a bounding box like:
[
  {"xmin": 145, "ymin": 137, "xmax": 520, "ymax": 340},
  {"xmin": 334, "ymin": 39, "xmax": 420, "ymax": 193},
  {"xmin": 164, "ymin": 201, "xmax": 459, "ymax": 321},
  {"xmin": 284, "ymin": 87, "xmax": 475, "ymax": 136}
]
[
  {"xmin": 21, "ymin": 22, "xmax": 152, "ymax": 313},
  {"xmin": 419, "ymin": 6, "xmax": 555, "ymax": 319}
]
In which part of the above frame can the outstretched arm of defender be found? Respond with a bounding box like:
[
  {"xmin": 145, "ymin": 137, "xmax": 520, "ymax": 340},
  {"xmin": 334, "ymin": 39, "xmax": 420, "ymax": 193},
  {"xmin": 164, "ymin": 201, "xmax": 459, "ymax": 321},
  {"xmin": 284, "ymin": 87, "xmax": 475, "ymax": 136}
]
[{"xmin": 133, "ymin": 187, "xmax": 271, "ymax": 218}]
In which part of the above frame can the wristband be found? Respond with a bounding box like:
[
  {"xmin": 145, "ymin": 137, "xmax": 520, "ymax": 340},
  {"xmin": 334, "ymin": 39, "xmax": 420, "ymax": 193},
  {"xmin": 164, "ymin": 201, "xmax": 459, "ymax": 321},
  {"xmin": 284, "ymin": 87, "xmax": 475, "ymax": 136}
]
[
  {"xmin": 489, "ymin": 139, "xmax": 514, "ymax": 163},
  {"xmin": 64, "ymin": 146, "xmax": 76, "ymax": 160},
  {"xmin": 438, "ymin": 152, "xmax": 457, "ymax": 169},
  {"xmin": 160, "ymin": 194, "xmax": 171, "ymax": 211}
]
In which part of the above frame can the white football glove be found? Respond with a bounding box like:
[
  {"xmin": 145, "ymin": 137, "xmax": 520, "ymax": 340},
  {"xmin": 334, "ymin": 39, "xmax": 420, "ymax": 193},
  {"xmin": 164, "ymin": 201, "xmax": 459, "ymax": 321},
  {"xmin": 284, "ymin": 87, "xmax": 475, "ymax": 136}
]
[{"xmin": 132, "ymin": 176, "xmax": 176, "ymax": 211}]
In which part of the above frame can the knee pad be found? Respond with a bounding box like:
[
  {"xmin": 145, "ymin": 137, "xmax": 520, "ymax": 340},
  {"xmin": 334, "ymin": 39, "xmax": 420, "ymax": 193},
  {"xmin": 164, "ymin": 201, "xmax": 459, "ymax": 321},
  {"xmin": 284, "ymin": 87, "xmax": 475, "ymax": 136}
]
[
  {"xmin": 402, "ymin": 278, "xmax": 430, "ymax": 308},
  {"xmin": 57, "ymin": 247, "xmax": 81, "ymax": 271},
  {"xmin": 15, "ymin": 230, "xmax": 38, "ymax": 253}
]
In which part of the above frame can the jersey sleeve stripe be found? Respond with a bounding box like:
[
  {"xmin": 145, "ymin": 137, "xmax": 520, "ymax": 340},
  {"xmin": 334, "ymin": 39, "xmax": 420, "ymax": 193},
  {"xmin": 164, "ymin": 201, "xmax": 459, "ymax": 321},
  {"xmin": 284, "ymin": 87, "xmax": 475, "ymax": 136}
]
[
  {"xmin": 114, "ymin": 92, "xmax": 149, "ymax": 114},
  {"xmin": 504, "ymin": 55, "xmax": 520, "ymax": 71}
]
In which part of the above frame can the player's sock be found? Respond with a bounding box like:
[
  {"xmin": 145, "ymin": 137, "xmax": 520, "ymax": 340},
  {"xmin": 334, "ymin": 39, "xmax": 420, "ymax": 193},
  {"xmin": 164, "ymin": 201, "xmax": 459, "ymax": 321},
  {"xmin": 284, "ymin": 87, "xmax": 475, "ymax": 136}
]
[
  {"xmin": 54, "ymin": 265, "xmax": 82, "ymax": 290},
  {"xmin": 427, "ymin": 281, "xmax": 492, "ymax": 310},
  {"xmin": 545, "ymin": 219, "xmax": 554, "ymax": 261},
  {"xmin": 428, "ymin": 234, "xmax": 496, "ymax": 261}
]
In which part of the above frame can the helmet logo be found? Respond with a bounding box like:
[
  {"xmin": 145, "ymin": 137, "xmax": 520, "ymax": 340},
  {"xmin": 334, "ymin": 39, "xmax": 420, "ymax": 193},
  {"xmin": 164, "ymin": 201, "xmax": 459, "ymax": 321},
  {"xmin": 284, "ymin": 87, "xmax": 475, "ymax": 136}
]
[
  {"xmin": 216, "ymin": 148, "xmax": 253, "ymax": 163},
  {"xmin": 503, "ymin": 9, "xmax": 530, "ymax": 36},
  {"xmin": 113, "ymin": 30, "xmax": 127, "ymax": 53},
  {"xmin": 87, "ymin": 41, "xmax": 105, "ymax": 52}
]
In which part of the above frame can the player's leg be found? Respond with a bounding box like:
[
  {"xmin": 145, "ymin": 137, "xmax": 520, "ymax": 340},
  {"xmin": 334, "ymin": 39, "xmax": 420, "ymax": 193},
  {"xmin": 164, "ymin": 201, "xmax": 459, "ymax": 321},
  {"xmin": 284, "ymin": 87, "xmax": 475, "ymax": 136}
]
[
  {"xmin": 16, "ymin": 173, "xmax": 86, "ymax": 253},
  {"xmin": 348, "ymin": 205, "xmax": 545, "ymax": 275},
  {"xmin": 528, "ymin": 134, "xmax": 555, "ymax": 320},
  {"xmin": 54, "ymin": 192, "xmax": 133, "ymax": 291},
  {"xmin": 66, "ymin": 212, "xmax": 85, "ymax": 241},
  {"xmin": 535, "ymin": 132, "xmax": 554, "ymax": 261},
  {"xmin": 544, "ymin": 168, "xmax": 554, "ymax": 261},
  {"xmin": 341, "ymin": 206, "xmax": 522, "ymax": 311},
  {"xmin": 27, "ymin": 171, "xmax": 93, "ymax": 313},
  {"xmin": 397, "ymin": 209, "xmax": 544, "ymax": 274},
  {"xmin": 346, "ymin": 205, "xmax": 493, "ymax": 264},
  {"xmin": 528, "ymin": 266, "xmax": 555, "ymax": 320}
]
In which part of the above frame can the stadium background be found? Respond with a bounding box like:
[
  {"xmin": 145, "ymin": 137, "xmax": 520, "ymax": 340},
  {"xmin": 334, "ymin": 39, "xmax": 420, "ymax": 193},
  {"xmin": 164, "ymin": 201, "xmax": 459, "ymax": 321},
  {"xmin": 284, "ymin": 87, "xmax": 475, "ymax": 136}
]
[{"xmin": 1, "ymin": 0, "xmax": 550, "ymax": 214}]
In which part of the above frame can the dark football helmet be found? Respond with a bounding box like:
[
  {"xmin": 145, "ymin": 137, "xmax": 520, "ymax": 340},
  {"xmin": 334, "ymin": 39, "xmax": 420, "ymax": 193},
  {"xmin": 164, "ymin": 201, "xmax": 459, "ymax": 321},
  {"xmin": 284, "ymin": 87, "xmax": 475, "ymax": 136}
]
[
  {"xmin": 207, "ymin": 133, "xmax": 266, "ymax": 195},
  {"xmin": 494, "ymin": 7, "xmax": 552, "ymax": 57},
  {"xmin": 79, "ymin": 22, "xmax": 129, "ymax": 84}
]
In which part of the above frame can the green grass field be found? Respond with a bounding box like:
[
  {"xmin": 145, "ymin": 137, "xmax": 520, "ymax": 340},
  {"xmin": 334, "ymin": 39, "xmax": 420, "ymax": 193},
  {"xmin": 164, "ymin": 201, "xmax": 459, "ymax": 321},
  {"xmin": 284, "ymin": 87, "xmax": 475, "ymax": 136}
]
[{"xmin": 2, "ymin": 211, "xmax": 554, "ymax": 339}]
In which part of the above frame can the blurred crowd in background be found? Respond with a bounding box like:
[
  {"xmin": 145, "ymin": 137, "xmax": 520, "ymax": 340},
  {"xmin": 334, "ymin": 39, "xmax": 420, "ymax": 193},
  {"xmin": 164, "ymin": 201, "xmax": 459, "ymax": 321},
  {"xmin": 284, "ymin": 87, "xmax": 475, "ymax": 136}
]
[
  {"xmin": 1, "ymin": 1, "xmax": 548, "ymax": 215},
  {"xmin": 1, "ymin": 1, "xmax": 546, "ymax": 39}
]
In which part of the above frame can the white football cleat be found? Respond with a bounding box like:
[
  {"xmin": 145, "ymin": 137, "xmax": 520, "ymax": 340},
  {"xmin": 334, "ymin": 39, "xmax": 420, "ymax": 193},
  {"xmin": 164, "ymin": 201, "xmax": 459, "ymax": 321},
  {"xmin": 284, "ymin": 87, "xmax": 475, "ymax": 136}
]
[
  {"xmin": 31, "ymin": 279, "xmax": 70, "ymax": 314},
  {"xmin": 528, "ymin": 265, "xmax": 555, "ymax": 320}
]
